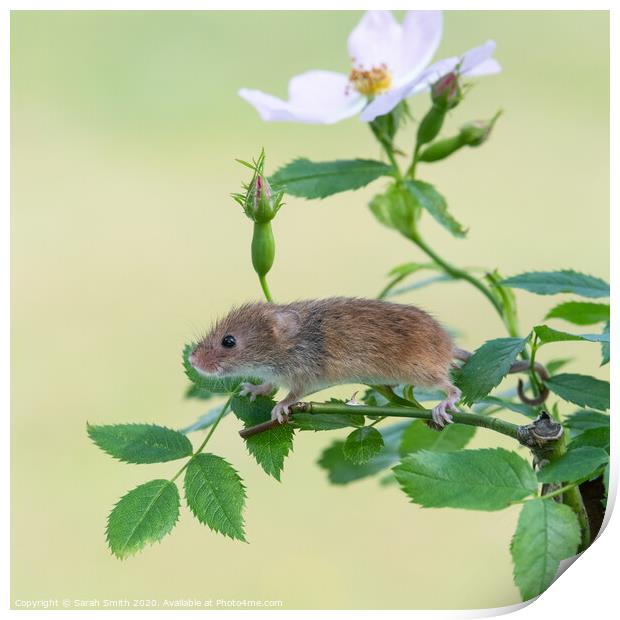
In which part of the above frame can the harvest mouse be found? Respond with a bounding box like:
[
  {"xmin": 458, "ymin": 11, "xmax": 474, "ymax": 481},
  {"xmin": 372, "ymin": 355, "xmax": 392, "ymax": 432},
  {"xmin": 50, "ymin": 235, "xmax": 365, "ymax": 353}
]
[{"xmin": 189, "ymin": 297, "xmax": 547, "ymax": 426}]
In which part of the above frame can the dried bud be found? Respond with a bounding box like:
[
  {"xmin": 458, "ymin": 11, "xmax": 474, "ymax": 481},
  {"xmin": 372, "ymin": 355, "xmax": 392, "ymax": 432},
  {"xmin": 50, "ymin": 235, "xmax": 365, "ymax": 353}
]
[
  {"xmin": 231, "ymin": 150, "xmax": 285, "ymax": 282},
  {"xmin": 249, "ymin": 174, "xmax": 275, "ymax": 222},
  {"xmin": 431, "ymin": 72, "xmax": 462, "ymax": 110},
  {"xmin": 232, "ymin": 151, "xmax": 284, "ymax": 224},
  {"xmin": 459, "ymin": 110, "xmax": 502, "ymax": 147}
]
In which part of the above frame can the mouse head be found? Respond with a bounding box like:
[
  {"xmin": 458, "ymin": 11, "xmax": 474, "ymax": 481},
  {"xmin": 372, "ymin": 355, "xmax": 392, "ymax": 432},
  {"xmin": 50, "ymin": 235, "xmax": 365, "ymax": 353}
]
[{"xmin": 189, "ymin": 303, "xmax": 300, "ymax": 378}]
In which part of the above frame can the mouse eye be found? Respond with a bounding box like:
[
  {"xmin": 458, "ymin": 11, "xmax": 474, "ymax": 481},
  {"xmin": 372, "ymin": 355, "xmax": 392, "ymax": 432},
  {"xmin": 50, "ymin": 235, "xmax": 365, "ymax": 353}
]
[{"xmin": 221, "ymin": 335, "xmax": 236, "ymax": 348}]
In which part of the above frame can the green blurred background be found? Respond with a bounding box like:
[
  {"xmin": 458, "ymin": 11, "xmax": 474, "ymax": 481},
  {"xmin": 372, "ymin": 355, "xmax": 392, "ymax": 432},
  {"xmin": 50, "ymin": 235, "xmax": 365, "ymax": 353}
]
[{"xmin": 11, "ymin": 10, "xmax": 609, "ymax": 610}]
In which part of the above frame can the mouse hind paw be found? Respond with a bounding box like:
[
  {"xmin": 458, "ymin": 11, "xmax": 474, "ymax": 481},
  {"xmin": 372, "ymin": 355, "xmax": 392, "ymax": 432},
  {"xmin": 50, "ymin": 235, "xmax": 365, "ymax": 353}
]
[
  {"xmin": 271, "ymin": 401, "xmax": 291, "ymax": 424},
  {"xmin": 431, "ymin": 401, "xmax": 454, "ymax": 427}
]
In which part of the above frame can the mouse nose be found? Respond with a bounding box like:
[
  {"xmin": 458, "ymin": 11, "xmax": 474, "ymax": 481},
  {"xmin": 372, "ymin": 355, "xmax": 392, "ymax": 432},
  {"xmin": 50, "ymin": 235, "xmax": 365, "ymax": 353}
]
[{"xmin": 189, "ymin": 345, "xmax": 217, "ymax": 373}]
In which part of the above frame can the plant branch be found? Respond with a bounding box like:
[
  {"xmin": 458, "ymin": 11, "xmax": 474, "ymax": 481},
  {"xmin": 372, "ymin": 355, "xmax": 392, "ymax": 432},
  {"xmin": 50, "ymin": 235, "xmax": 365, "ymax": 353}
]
[
  {"xmin": 378, "ymin": 273, "xmax": 409, "ymax": 300},
  {"xmin": 170, "ymin": 395, "xmax": 232, "ymax": 483},
  {"xmin": 545, "ymin": 429, "xmax": 592, "ymax": 551},
  {"xmin": 239, "ymin": 401, "xmax": 522, "ymax": 441},
  {"xmin": 408, "ymin": 229, "xmax": 504, "ymax": 316},
  {"xmin": 369, "ymin": 121, "xmax": 403, "ymax": 181},
  {"xmin": 258, "ymin": 274, "xmax": 274, "ymax": 302},
  {"xmin": 372, "ymin": 384, "xmax": 421, "ymax": 408},
  {"xmin": 539, "ymin": 483, "xmax": 578, "ymax": 502},
  {"xmin": 406, "ymin": 144, "xmax": 422, "ymax": 178}
]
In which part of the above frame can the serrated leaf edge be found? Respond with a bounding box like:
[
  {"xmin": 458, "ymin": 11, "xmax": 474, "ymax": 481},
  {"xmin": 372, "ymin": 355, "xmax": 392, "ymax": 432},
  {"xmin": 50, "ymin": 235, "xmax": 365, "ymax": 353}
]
[
  {"xmin": 184, "ymin": 454, "xmax": 247, "ymax": 542},
  {"xmin": 87, "ymin": 422, "xmax": 193, "ymax": 464},
  {"xmin": 106, "ymin": 479, "xmax": 180, "ymax": 560}
]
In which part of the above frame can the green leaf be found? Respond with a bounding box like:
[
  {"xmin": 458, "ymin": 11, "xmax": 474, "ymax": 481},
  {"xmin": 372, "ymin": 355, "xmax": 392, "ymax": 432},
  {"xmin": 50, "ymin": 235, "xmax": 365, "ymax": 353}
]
[
  {"xmin": 511, "ymin": 499, "xmax": 581, "ymax": 601},
  {"xmin": 318, "ymin": 443, "xmax": 396, "ymax": 484},
  {"xmin": 246, "ymin": 425, "xmax": 294, "ymax": 481},
  {"xmin": 269, "ymin": 158, "xmax": 393, "ymax": 199},
  {"xmin": 387, "ymin": 261, "xmax": 434, "ymax": 278},
  {"xmin": 538, "ymin": 447, "xmax": 609, "ymax": 483},
  {"xmin": 291, "ymin": 413, "xmax": 365, "ymax": 431},
  {"xmin": 456, "ymin": 337, "xmax": 529, "ymax": 405},
  {"xmin": 501, "ymin": 270, "xmax": 609, "ymax": 298},
  {"xmin": 232, "ymin": 396, "xmax": 294, "ymax": 481},
  {"xmin": 185, "ymin": 383, "xmax": 214, "ymax": 400},
  {"xmin": 567, "ymin": 427, "xmax": 610, "ymax": 452},
  {"xmin": 393, "ymin": 448, "xmax": 537, "ymax": 510},
  {"xmin": 343, "ymin": 427, "xmax": 384, "ymax": 465},
  {"xmin": 179, "ymin": 404, "xmax": 229, "ymax": 434},
  {"xmin": 399, "ymin": 420, "xmax": 476, "ymax": 456},
  {"xmin": 545, "ymin": 373, "xmax": 609, "ymax": 411},
  {"xmin": 183, "ymin": 344, "xmax": 259, "ymax": 394},
  {"xmin": 379, "ymin": 262, "xmax": 439, "ymax": 299},
  {"xmin": 386, "ymin": 274, "xmax": 456, "ymax": 297},
  {"xmin": 369, "ymin": 183, "xmax": 418, "ymax": 238},
  {"xmin": 533, "ymin": 325, "xmax": 609, "ymax": 345},
  {"xmin": 405, "ymin": 180, "xmax": 466, "ymax": 237},
  {"xmin": 317, "ymin": 421, "xmax": 409, "ymax": 485},
  {"xmin": 600, "ymin": 321, "xmax": 610, "ymax": 366},
  {"xmin": 87, "ymin": 423, "xmax": 193, "ymax": 464},
  {"xmin": 184, "ymin": 453, "xmax": 246, "ymax": 541},
  {"xmin": 231, "ymin": 394, "xmax": 270, "ymax": 426},
  {"xmin": 564, "ymin": 410, "xmax": 610, "ymax": 435},
  {"xmin": 363, "ymin": 386, "xmax": 445, "ymax": 407},
  {"xmin": 106, "ymin": 480, "xmax": 180, "ymax": 559},
  {"xmin": 603, "ymin": 464, "xmax": 609, "ymax": 499},
  {"xmin": 369, "ymin": 100, "xmax": 410, "ymax": 143},
  {"xmin": 545, "ymin": 301, "xmax": 609, "ymax": 325},
  {"xmin": 410, "ymin": 388, "xmax": 448, "ymax": 402},
  {"xmin": 546, "ymin": 358, "xmax": 573, "ymax": 374}
]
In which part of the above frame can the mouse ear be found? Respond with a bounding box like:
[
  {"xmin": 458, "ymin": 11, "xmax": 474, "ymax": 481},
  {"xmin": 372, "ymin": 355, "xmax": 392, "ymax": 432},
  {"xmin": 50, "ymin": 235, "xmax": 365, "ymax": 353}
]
[{"xmin": 272, "ymin": 309, "xmax": 301, "ymax": 340}]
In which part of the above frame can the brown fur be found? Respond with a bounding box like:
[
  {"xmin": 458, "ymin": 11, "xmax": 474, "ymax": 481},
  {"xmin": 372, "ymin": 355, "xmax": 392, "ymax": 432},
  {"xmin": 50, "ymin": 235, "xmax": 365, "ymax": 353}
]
[{"xmin": 191, "ymin": 297, "xmax": 454, "ymax": 396}]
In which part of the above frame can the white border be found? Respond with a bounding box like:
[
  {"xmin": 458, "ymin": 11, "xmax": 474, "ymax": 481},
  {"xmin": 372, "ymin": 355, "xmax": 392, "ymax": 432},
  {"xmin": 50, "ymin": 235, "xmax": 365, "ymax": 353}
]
[{"xmin": 4, "ymin": 2, "xmax": 615, "ymax": 617}]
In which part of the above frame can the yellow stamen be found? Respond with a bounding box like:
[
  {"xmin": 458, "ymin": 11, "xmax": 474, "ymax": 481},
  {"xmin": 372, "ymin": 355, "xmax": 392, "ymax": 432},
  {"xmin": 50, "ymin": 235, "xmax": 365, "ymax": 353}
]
[{"xmin": 349, "ymin": 64, "xmax": 391, "ymax": 96}]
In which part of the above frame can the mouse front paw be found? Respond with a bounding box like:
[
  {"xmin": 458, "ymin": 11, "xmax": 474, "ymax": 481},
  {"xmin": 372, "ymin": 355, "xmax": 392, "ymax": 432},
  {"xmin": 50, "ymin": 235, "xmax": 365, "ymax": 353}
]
[
  {"xmin": 239, "ymin": 382, "xmax": 273, "ymax": 402},
  {"xmin": 270, "ymin": 402, "xmax": 290, "ymax": 424}
]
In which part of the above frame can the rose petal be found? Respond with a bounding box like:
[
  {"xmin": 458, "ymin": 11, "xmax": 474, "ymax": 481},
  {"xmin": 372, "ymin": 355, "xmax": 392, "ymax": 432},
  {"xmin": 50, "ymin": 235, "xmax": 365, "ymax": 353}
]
[
  {"xmin": 288, "ymin": 70, "xmax": 367, "ymax": 122},
  {"xmin": 238, "ymin": 88, "xmax": 301, "ymax": 122},
  {"xmin": 347, "ymin": 11, "xmax": 403, "ymax": 72},
  {"xmin": 395, "ymin": 11, "xmax": 443, "ymax": 85},
  {"xmin": 361, "ymin": 38, "xmax": 500, "ymax": 123},
  {"xmin": 465, "ymin": 57, "xmax": 502, "ymax": 77},
  {"xmin": 459, "ymin": 40, "xmax": 496, "ymax": 74},
  {"xmin": 359, "ymin": 83, "xmax": 412, "ymax": 122},
  {"xmin": 359, "ymin": 56, "xmax": 457, "ymax": 122},
  {"xmin": 412, "ymin": 57, "xmax": 460, "ymax": 90},
  {"xmin": 239, "ymin": 70, "xmax": 365, "ymax": 124}
]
